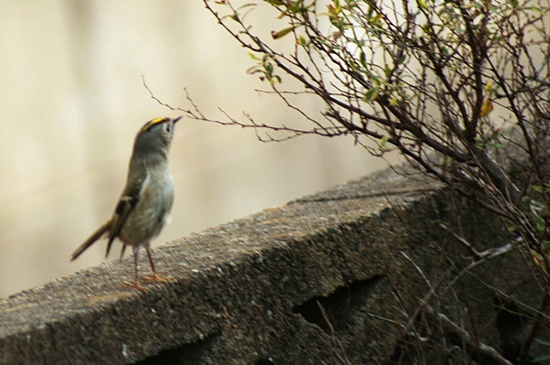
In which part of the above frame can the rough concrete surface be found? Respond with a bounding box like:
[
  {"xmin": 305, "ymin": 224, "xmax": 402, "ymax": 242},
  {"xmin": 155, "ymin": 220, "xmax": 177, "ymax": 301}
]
[{"xmin": 0, "ymin": 168, "xmax": 539, "ymax": 364}]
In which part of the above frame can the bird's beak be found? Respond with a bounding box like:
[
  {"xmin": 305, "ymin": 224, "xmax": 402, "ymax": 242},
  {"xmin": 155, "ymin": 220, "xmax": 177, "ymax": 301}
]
[{"xmin": 173, "ymin": 116, "xmax": 182, "ymax": 124}]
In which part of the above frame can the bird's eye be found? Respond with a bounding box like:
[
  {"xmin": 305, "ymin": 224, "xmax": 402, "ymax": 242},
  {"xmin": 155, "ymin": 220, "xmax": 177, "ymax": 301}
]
[{"xmin": 164, "ymin": 123, "xmax": 171, "ymax": 133}]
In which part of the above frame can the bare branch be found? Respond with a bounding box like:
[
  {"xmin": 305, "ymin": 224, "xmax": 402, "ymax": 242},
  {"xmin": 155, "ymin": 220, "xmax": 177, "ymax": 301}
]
[{"xmin": 422, "ymin": 305, "xmax": 515, "ymax": 365}]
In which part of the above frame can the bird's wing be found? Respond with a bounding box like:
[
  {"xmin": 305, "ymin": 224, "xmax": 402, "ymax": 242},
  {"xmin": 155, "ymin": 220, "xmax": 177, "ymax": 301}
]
[
  {"xmin": 70, "ymin": 218, "xmax": 112, "ymax": 261},
  {"xmin": 105, "ymin": 172, "xmax": 150, "ymax": 258}
]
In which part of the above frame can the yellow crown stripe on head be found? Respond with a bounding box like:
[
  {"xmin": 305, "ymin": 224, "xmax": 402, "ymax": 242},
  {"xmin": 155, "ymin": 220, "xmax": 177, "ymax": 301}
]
[{"xmin": 141, "ymin": 117, "xmax": 168, "ymax": 132}]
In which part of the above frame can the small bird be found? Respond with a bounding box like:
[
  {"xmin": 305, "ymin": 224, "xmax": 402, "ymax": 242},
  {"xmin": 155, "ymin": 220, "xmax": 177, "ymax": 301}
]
[{"xmin": 71, "ymin": 116, "xmax": 181, "ymax": 291}]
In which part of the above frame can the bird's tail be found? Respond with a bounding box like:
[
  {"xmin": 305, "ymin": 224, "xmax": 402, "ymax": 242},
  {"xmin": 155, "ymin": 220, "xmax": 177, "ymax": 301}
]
[{"xmin": 70, "ymin": 219, "xmax": 112, "ymax": 261}]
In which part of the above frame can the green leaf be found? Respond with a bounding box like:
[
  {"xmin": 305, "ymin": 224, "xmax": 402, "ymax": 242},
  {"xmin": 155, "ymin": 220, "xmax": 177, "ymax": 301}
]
[
  {"xmin": 349, "ymin": 58, "xmax": 361, "ymax": 72},
  {"xmin": 389, "ymin": 97, "xmax": 401, "ymax": 106},
  {"xmin": 367, "ymin": 4, "xmax": 375, "ymax": 18},
  {"xmin": 370, "ymin": 13, "xmax": 382, "ymax": 25},
  {"xmin": 246, "ymin": 66, "xmax": 260, "ymax": 75},
  {"xmin": 364, "ymin": 88, "xmax": 379, "ymax": 103},
  {"xmin": 379, "ymin": 135, "xmax": 389, "ymax": 149},
  {"xmin": 248, "ymin": 52, "xmax": 260, "ymax": 60},
  {"xmin": 535, "ymin": 215, "xmax": 546, "ymax": 232},
  {"xmin": 533, "ymin": 184, "xmax": 550, "ymax": 193},
  {"xmin": 286, "ymin": 3, "xmax": 303, "ymax": 13},
  {"xmin": 471, "ymin": 1, "xmax": 484, "ymax": 9},
  {"xmin": 519, "ymin": 6, "xmax": 542, "ymax": 11},
  {"xmin": 398, "ymin": 53, "xmax": 407, "ymax": 64},
  {"xmin": 238, "ymin": 3, "xmax": 257, "ymax": 10},
  {"xmin": 264, "ymin": 0, "xmax": 284, "ymax": 5},
  {"xmin": 359, "ymin": 51, "xmax": 367, "ymax": 68},
  {"xmin": 271, "ymin": 26, "xmax": 295, "ymax": 39},
  {"xmin": 369, "ymin": 74, "xmax": 381, "ymax": 87}
]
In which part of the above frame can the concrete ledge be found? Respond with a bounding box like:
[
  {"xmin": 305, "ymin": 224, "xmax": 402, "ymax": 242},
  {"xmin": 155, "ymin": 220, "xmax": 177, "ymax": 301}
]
[{"xmin": 0, "ymin": 168, "xmax": 535, "ymax": 364}]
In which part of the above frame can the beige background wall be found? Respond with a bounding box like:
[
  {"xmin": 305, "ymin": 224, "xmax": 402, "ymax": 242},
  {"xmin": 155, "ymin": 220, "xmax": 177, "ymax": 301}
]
[{"xmin": 0, "ymin": 1, "xmax": 388, "ymax": 298}]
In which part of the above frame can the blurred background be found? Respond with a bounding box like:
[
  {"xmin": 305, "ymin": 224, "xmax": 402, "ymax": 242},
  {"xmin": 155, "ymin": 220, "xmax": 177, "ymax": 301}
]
[{"xmin": 0, "ymin": 1, "xmax": 390, "ymax": 298}]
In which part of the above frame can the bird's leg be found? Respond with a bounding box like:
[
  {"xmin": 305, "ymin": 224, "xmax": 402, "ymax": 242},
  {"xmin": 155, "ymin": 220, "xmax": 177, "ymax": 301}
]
[
  {"xmin": 124, "ymin": 246, "xmax": 148, "ymax": 292},
  {"xmin": 142, "ymin": 247, "xmax": 170, "ymax": 283},
  {"xmin": 119, "ymin": 244, "xmax": 127, "ymax": 259}
]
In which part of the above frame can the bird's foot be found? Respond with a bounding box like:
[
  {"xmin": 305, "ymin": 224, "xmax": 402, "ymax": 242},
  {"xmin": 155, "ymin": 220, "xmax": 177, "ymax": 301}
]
[
  {"xmin": 124, "ymin": 280, "xmax": 148, "ymax": 292},
  {"xmin": 143, "ymin": 272, "xmax": 171, "ymax": 283}
]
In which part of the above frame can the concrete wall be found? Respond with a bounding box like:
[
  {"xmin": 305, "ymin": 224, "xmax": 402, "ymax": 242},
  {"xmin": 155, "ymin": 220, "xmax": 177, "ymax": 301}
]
[{"xmin": 0, "ymin": 168, "xmax": 538, "ymax": 364}]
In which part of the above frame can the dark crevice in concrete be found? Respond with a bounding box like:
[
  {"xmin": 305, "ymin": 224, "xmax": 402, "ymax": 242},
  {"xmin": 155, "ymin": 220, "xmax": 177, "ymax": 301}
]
[
  {"xmin": 136, "ymin": 333, "xmax": 220, "ymax": 365},
  {"xmin": 494, "ymin": 297, "xmax": 531, "ymax": 364},
  {"xmin": 292, "ymin": 276, "xmax": 383, "ymax": 334}
]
